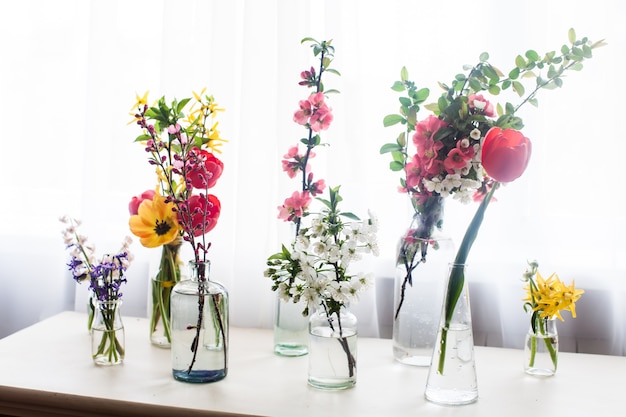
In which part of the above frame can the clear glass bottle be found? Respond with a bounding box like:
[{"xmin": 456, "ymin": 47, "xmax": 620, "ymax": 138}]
[
  {"xmin": 524, "ymin": 316, "xmax": 558, "ymax": 376},
  {"xmin": 170, "ymin": 260, "xmax": 228, "ymax": 383},
  {"xmin": 91, "ymin": 299, "xmax": 125, "ymax": 366},
  {"xmin": 392, "ymin": 197, "xmax": 454, "ymax": 366},
  {"xmin": 308, "ymin": 306, "xmax": 357, "ymax": 390},
  {"xmin": 274, "ymin": 295, "xmax": 309, "ymax": 356}
]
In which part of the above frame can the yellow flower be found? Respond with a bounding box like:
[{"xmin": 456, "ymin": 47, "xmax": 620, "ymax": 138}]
[
  {"xmin": 128, "ymin": 91, "xmax": 150, "ymax": 124},
  {"xmin": 524, "ymin": 271, "xmax": 584, "ymax": 321},
  {"xmin": 129, "ymin": 192, "xmax": 180, "ymax": 248}
]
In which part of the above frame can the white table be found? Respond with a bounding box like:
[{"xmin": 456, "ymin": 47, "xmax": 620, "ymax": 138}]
[{"xmin": 0, "ymin": 311, "xmax": 623, "ymax": 417}]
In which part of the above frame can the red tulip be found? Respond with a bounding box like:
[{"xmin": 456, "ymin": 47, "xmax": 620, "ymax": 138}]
[{"xmin": 481, "ymin": 127, "xmax": 532, "ymax": 182}]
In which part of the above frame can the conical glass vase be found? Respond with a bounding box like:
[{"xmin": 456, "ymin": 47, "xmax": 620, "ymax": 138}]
[
  {"xmin": 170, "ymin": 260, "xmax": 228, "ymax": 383},
  {"xmin": 424, "ymin": 263, "xmax": 478, "ymax": 405}
]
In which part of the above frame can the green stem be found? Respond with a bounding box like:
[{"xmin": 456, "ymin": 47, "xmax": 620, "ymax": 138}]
[{"xmin": 437, "ymin": 183, "xmax": 498, "ymax": 374}]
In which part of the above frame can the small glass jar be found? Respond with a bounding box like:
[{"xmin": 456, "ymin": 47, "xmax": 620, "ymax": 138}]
[{"xmin": 308, "ymin": 306, "xmax": 357, "ymax": 390}]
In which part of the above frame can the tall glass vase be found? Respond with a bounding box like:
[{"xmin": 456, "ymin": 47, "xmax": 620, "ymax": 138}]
[
  {"xmin": 425, "ymin": 263, "xmax": 478, "ymax": 405},
  {"xmin": 392, "ymin": 196, "xmax": 454, "ymax": 366},
  {"xmin": 524, "ymin": 316, "xmax": 558, "ymax": 376},
  {"xmin": 150, "ymin": 237, "xmax": 183, "ymax": 348},
  {"xmin": 171, "ymin": 260, "xmax": 228, "ymax": 383},
  {"xmin": 91, "ymin": 299, "xmax": 125, "ymax": 366},
  {"xmin": 274, "ymin": 295, "xmax": 309, "ymax": 356},
  {"xmin": 308, "ymin": 306, "xmax": 357, "ymax": 390}
]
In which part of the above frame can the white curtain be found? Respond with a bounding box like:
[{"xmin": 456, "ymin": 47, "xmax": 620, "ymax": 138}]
[{"xmin": 1, "ymin": 0, "xmax": 624, "ymax": 354}]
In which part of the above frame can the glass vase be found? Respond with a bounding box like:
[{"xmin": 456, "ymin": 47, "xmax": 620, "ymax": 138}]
[
  {"xmin": 91, "ymin": 299, "xmax": 125, "ymax": 366},
  {"xmin": 171, "ymin": 260, "xmax": 228, "ymax": 383},
  {"xmin": 425, "ymin": 263, "xmax": 478, "ymax": 405},
  {"xmin": 392, "ymin": 196, "xmax": 454, "ymax": 366},
  {"xmin": 149, "ymin": 237, "xmax": 183, "ymax": 348},
  {"xmin": 274, "ymin": 295, "xmax": 309, "ymax": 356},
  {"xmin": 524, "ymin": 316, "xmax": 558, "ymax": 376},
  {"xmin": 308, "ymin": 306, "xmax": 357, "ymax": 390}
]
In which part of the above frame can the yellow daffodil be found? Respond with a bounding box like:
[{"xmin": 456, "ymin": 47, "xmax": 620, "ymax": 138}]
[
  {"xmin": 524, "ymin": 270, "xmax": 584, "ymax": 321},
  {"xmin": 129, "ymin": 192, "xmax": 180, "ymax": 248}
]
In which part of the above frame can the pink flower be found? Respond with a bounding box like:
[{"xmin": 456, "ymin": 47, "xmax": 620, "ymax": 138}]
[
  {"xmin": 128, "ymin": 189, "xmax": 156, "ymax": 215},
  {"xmin": 167, "ymin": 124, "xmax": 181, "ymax": 134},
  {"xmin": 414, "ymin": 115, "xmax": 448, "ymax": 144},
  {"xmin": 281, "ymin": 146, "xmax": 315, "ymax": 179},
  {"xmin": 404, "ymin": 158, "xmax": 423, "ymax": 191},
  {"xmin": 293, "ymin": 100, "xmax": 312, "ymax": 125},
  {"xmin": 468, "ymin": 94, "xmax": 495, "ymax": 117},
  {"xmin": 277, "ymin": 191, "xmax": 311, "ymax": 222},
  {"xmin": 187, "ymin": 148, "xmax": 224, "ymax": 189},
  {"xmin": 444, "ymin": 148, "xmax": 470, "ymax": 173},
  {"xmin": 307, "ymin": 172, "xmax": 326, "ymax": 196},
  {"xmin": 309, "ymin": 105, "xmax": 333, "ymax": 132},
  {"xmin": 181, "ymin": 194, "xmax": 221, "ymax": 237},
  {"xmin": 293, "ymin": 92, "xmax": 334, "ymax": 131}
]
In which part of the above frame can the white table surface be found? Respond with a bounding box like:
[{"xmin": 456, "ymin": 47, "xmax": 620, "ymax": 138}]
[{"xmin": 0, "ymin": 311, "xmax": 623, "ymax": 417}]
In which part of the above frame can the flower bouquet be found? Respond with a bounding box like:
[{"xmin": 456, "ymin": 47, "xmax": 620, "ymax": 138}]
[
  {"xmin": 265, "ymin": 38, "xmax": 378, "ymax": 389},
  {"xmin": 60, "ymin": 216, "xmax": 133, "ymax": 365},
  {"xmin": 522, "ymin": 261, "xmax": 583, "ymax": 376},
  {"xmin": 381, "ymin": 28, "xmax": 602, "ymax": 404},
  {"xmin": 129, "ymin": 89, "xmax": 228, "ymax": 382}
]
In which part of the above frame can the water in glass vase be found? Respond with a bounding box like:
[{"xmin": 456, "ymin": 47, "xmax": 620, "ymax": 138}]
[
  {"xmin": 308, "ymin": 325, "xmax": 357, "ymax": 390},
  {"xmin": 424, "ymin": 324, "xmax": 478, "ymax": 405},
  {"xmin": 274, "ymin": 297, "xmax": 308, "ymax": 357},
  {"xmin": 170, "ymin": 266, "xmax": 228, "ymax": 384}
]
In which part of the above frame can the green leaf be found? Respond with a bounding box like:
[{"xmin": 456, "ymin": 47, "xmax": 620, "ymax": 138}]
[
  {"xmin": 400, "ymin": 66, "xmax": 409, "ymax": 82},
  {"xmin": 176, "ymin": 98, "xmax": 191, "ymax": 114},
  {"xmin": 525, "ymin": 50, "xmax": 540, "ymax": 62},
  {"xmin": 325, "ymin": 68, "xmax": 341, "ymax": 76},
  {"xmin": 469, "ymin": 78, "xmax": 483, "ymax": 91},
  {"xmin": 134, "ymin": 134, "xmax": 152, "ymax": 142},
  {"xmin": 391, "ymin": 81, "xmax": 405, "ymax": 92},
  {"xmin": 340, "ymin": 212, "xmax": 361, "ymax": 221},
  {"xmin": 389, "ymin": 161, "xmax": 404, "ymax": 171},
  {"xmin": 529, "ymin": 98, "xmax": 539, "ymax": 107},
  {"xmin": 391, "ymin": 150, "xmax": 404, "ymax": 163},
  {"xmin": 570, "ymin": 62, "xmax": 584, "ymax": 71},
  {"xmin": 399, "ymin": 97, "xmax": 412, "ymax": 107},
  {"xmin": 508, "ymin": 67, "xmax": 520, "ymax": 80},
  {"xmin": 407, "ymin": 106, "xmax": 417, "ymax": 127},
  {"xmin": 397, "ymin": 131, "xmax": 406, "ymax": 147},
  {"xmin": 415, "ymin": 87, "xmax": 430, "ymax": 102},
  {"xmin": 301, "ymin": 37, "xmax": 317, "ymax": 44},
  {"xmin": 383, "ymin": 114, "xmax": 405, "ymax": 127},
  {"xmin": 380, "ymin": 143, "xmax": 402, "ymax": 154},
  {"xmin": 482, "ymin": 65, "xmax": 499, "ymax": 82},
  {"xmin": 512, "ymin": 80, "xmax": 525, "ymax": 96},
  {"xmin": 488, "ymin": 84, "xmax": 501, "ymax": 95},
  {"xmin": 568, "ymin": 28, "xmax": 576, "ymax": 44},
  {"xmin": 324, "ymin": 89, "xmax": 341, "ymax": 95},
  {"xmin": 515, "ymin": 55, "xmax": 526, "ymax": 69},
  {"xmin": 322, "ymin": 57, "xmax": 331, "ymax": 69},
  {"xmin": 479, "ymin": 52, "xmax": 489, "ymax": 62}
]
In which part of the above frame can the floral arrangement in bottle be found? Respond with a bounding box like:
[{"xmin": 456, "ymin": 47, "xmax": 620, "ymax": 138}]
[
  {"xmin": 265, "ymin": 38, "xmax": 378, "ymax": 386},
  {"xmin": 128, "ymin": 89, "xmax": 227, "ymax": 378},
  {"xmin": 382, "ymin": 29, "xmax": 603, "ymax": 376},
  {"xmin": 60, "ymin": 215, "xmax": 133, "ymax": 364},
  {"xmin": 522, "ymin": 260, "xmax": 584, "ymax": 374}
]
